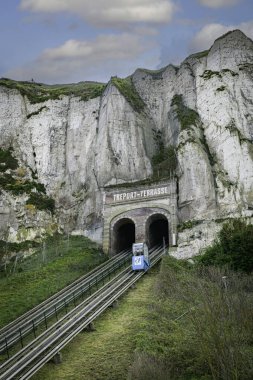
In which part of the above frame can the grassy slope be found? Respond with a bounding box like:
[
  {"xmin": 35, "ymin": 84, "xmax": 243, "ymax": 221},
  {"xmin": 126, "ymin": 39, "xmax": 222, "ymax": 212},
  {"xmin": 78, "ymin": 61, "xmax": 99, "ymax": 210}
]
[
  {"xmin": 130, "ymin": 256, "xmax": 253, "ymax": 380},
  {"xmin": 0, "ymin": 78, "xmax": 106, "ymax": 103},
  {"xmin": 34, "ymin": 269, "xmax": 158, "ymax": 380},
  {"xmin": 0, "ymin": 236, "xmax": 105, "ymax": 328},
  {"xmin": 110, "ymin": 76, "xmax": 145, "ymax": 113}
]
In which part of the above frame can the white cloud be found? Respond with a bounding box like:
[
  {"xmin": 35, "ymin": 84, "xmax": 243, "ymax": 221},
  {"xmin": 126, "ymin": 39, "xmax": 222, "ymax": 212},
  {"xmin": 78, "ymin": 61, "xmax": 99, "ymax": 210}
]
[
  {"xmin": 191, "ymin": 20, "xmax": 253, "ymax": 51},
  {"xmin": 5, "ymin": 33, "xmax": 159, "ymax": 83},
  {"xmin": 198, "ymin": 0, "xmax": 240, "ymax": 8},
  {"xmin": 41, "ymin": 34, "xmax": 148, "ymax": 61},
  {"xmin": 20, "ymin": 0, "xmax": 176, "ymax": 26}
]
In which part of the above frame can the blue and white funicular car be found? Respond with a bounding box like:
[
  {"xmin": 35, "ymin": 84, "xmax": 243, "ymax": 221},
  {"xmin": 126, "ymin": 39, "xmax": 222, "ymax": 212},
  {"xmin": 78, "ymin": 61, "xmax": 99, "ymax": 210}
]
[{"xmin": 132, "ymin": 242, "xmax": 150, "ymax": 271}]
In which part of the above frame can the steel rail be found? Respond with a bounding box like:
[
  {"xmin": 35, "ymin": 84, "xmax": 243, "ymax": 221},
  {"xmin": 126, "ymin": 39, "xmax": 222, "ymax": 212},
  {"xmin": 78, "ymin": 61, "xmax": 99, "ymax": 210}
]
[
  {"xmin": 0, "ymin": 246, "xmax": 158, "ymax": 355},
  {"xmin": 0, "ymin": 245, "xmax": 159, "ymax": 353},
  {"xmin": 0, "ymin": 265, "xmax": 133, "ymax": 376},
  {"xmin": 0, "ymin": 246, "xmax": 164, "ymax": 380},
  {"xmin": 0, "ymin": 249, "xmax": 132, "ymax": 353}
]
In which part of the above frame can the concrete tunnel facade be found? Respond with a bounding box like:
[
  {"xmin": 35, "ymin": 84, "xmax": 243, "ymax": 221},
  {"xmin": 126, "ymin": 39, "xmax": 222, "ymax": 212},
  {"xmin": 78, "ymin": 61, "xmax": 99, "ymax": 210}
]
[{"xmin": 102, "ymin": 180, "xmax": 178, "ymax": 255}]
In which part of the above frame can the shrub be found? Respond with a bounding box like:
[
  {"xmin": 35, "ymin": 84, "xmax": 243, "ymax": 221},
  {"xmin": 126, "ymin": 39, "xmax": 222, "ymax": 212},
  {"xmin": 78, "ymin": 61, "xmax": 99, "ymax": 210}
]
[
  {"xmin": 0, "ymin": 174, "xmax": 46, "ymax": 195},
  {"xmin": 0, "ymin": 240, "xmax": 39, "ymax": 263},
  {"xmin": 200, "ymin": 70, "xmax": 222, "ymax": 80},
  {"xmin": 216, "ymin": 86, "xmax": 226, "ymax": 92},
  {"xmin": 0, "ymin": 148, "xmax": 18, "ymax": 172},
  {"xmin": 197, "ymin": 219, "xmax": 253, "ymax": 273},
  {"xmin": 26, "ymin": 192, "xmax": 55, "ymax": 213}
]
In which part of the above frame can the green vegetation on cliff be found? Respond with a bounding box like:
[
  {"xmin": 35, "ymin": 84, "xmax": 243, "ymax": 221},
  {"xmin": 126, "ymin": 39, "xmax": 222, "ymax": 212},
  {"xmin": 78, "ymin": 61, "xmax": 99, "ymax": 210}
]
[
  {"xmin": 0, "ymin": 147, "xmax": 54, "ymax": 212},
  {"xmin": 111, "ymin": 76, "xmax": 145, "ymax": 113},
  {"xmin": 0, "ymin": 148, "xmax": 18, "ymax": 172},
  {"xmin": 0, "ymin": 78, "xmax": 106, "ymax": 103},
  {"xmin": 26, "ymin": 192, "xmax": 55, "ymax": 213},
  {"xmin": 0, "ymin": 173, "xmax": 46, "ymax": 195},
  {"xmin": 171, "ymin": 94, "xmax": 199, "ymax": 130},
  {"xmin": 200, "ymin": 68, "xmax": 238, "ymax": 81},
  {"xmin": 200, "ymin": 70, "xmax": 222, "ymax": 80},
  {"xmin": 152, "ymin": 144, "xmax": 177, "ymax": 178}
]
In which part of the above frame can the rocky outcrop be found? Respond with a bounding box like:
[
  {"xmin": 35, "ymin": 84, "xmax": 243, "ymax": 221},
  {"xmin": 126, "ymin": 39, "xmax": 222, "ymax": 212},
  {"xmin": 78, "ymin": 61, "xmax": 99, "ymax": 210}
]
[{"xmin": 0, "ymin": 29, "xmax": 252, "ymax": 251}]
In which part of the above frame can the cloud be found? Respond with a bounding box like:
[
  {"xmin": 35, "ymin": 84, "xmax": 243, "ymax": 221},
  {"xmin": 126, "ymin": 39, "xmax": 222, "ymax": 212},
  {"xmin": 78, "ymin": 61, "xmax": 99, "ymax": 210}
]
[
  {"xmin": 198, "ymin": 0, "xmax": 240, "ymax": 8},
  {"xmin": 191, "ymin": 20, "xmax": 253, "ymax": 51},
  {"xmin": 20, "ymin": 0, "xmax": 176, "ymax": 27},
  {"xmin": 5, "ymin": 33, "xmax": 159, "ymax": 83}
]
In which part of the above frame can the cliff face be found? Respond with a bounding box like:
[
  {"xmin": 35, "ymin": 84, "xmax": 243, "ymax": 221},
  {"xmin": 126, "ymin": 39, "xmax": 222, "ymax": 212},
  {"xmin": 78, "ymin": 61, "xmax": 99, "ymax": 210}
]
[{"xmin": 0, "ymin": 30, "xmax": 253, "ymax": 249}]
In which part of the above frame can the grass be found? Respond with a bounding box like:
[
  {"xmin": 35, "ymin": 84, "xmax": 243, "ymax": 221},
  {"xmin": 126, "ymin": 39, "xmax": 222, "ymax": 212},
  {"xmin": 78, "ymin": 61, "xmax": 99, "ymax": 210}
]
[
  {"xmin": 111, "ymin": 76, "xmax": 145, "ymax": 113},
  {"xmin": 129, "ymin": 256, "xmax": 253, "ymax": 380},
  {"xmin": 0, "ymin": 78, "xmax": 106, "ymax": 104},
  {"xmin": 0, "ymin": 235, "xmax": 105, "ymax": 328},
  {"xmin": 2, "ymin": 247, "xmax": 252, "ymax": 379},
  {"xmin": 33, "ymin": 268, "xmax": 159, "ymax": 380}
]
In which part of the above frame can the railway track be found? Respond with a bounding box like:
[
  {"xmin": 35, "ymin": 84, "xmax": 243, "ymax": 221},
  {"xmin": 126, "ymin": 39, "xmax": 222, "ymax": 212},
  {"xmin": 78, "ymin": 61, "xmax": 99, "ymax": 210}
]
[
  {"xmin": 0, "ymin": 249, "xmax": 132, "ymax": 355},
  {"xmin": 0, "ymin": 245, "xmax": 164, "ymax": 380}
]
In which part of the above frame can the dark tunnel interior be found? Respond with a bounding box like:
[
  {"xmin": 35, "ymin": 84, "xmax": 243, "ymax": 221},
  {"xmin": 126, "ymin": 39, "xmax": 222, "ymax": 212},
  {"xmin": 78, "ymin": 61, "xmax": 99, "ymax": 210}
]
[
  {"xmin": 112, "ymin": 218, "xmax": 135, "ymax": 254},
  {"xmin": 148, "ymin": 216, "xmax": 169, "ymax": 248}
]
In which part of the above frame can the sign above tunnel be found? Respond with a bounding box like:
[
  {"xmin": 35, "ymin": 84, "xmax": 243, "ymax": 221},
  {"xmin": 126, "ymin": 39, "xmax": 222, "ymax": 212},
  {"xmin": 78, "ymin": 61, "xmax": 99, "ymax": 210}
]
[{"xmin": 104, "ymin": 182, "xmax": 175, "ymax": 205}]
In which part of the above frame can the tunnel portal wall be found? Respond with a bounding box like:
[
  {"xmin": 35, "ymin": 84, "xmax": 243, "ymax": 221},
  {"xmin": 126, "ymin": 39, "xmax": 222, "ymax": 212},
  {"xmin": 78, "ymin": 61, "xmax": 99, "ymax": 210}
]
[{"xmin": 102, "ymin": 181, "xmax": 178, "ymax": 255}]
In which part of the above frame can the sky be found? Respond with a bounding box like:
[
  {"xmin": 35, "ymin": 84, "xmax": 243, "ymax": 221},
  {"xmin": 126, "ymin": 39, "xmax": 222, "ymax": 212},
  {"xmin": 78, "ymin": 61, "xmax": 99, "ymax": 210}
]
[{"xmin": 0, "ymin": 0, "xmax": 252, "ymax": 84}]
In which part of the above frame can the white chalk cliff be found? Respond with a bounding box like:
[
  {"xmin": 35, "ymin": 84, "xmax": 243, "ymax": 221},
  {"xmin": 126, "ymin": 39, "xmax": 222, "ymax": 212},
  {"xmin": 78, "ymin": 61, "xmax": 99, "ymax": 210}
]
[{"xmin": 0, "ymin": 30, "xmax": 252, "ymax": 251}]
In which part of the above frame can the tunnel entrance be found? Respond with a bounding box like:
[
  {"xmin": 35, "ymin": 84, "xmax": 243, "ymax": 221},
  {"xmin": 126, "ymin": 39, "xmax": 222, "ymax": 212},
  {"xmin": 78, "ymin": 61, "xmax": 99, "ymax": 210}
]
[
  {"xmin": 112, "ymin": 218, "xmax": 135, "ymax": 254},
  {"xmin": 146, "ymin": 214, "xmax": 169, "ymax": 248}
]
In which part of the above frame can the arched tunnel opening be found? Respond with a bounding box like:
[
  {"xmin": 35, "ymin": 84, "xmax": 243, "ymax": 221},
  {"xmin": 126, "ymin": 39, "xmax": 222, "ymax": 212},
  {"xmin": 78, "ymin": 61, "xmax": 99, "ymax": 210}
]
[
  {"xmin": 147, "ymin": 214, "xmax": 169, "ymax": 248},
  {"xmin": 112, "ymin": 218, "xmax": 135, "ymax": 254}
]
